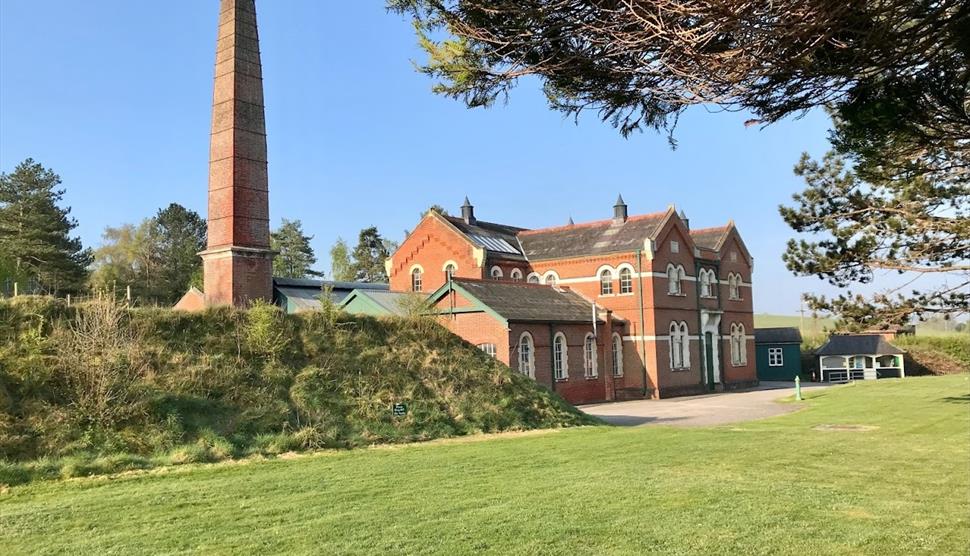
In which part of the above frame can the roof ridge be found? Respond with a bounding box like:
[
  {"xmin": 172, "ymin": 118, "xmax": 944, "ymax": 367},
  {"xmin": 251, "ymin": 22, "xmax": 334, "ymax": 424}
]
[
  {"xmin": 518, "ymin": 210, "xmax": 668, "ymax": 236},
  {"xmin": 690, "ymin": 224, "xmax": 731, "ymax": 234}
]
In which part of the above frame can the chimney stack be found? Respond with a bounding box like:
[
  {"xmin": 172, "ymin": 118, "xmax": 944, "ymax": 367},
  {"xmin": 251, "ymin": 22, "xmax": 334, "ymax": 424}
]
[
  {"xmin": 198, "ymin": 0, "xmax": 274, "ymax": 307},
  {"xmin": 613, "ymin": 194, "xmax": 628, "ymax": 224},
  {"xmin": 461, "ymin": 197, "xmax": 476, "ymax": 225}
]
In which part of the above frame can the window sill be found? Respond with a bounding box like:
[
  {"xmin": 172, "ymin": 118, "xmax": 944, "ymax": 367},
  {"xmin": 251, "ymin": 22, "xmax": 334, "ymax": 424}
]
[
  {"xmin": 555, "ymin": 377, "xmax": 569, "ymax": 383},
  {"xmin": 667, "ymin": 293, "xmax": 687, "ymax": 297},
  {"xmin": 731, "ymin": 363, "xmax": 748, "ymax": 368},
  {"xmin": 670, "ymin": 367, "xmax": 691, "ymax": 372},
  {"xmin": 585, "ymin": 376, "xmax": 599, "ymax": 381},
  {"xmin": 618, "ymin": 292, "xmax": 635, "ymax": 297},
  {"xmin": 599, "ymin": 293, "xmax": 615, "ymax": 298},
  {"xmin": 700, "ymin": 295, "xmax": 717, "ymax": 300}
]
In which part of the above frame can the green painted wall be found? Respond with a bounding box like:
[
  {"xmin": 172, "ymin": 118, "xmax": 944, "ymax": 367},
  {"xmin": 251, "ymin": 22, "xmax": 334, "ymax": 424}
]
[
  {"xmin": 341, "ymin": 295, "xmax": 393, "ymax": 317},
  {"xmin": 755, "ymin": 344, "xmax": 802, "ymax": 381}
]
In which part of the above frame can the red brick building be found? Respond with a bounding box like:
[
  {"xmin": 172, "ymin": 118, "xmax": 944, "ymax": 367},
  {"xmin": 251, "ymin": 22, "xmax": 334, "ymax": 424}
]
[{"xmin": 387, "ymin": 197, "xmax": 757, "ymax": 403}]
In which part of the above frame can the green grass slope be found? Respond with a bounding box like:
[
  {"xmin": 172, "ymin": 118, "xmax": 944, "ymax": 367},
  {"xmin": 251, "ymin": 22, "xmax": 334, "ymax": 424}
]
[
  {"xmin": 1, "ymin": 375, "xmax": 967, "ymax": 555},
  {"xmin": 0, "ymin": 297, "xmax": 591, "ymax": 483}
]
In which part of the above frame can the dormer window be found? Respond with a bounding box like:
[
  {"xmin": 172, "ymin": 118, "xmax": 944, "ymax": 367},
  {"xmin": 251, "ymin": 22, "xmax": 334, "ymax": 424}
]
[
  {"xmin": 490, "ymin": 266, "xmax": 503, "ymax": 280},
  {"xmin": 510, "ymin": 269, "xmax": 523, "ymax": 282}
]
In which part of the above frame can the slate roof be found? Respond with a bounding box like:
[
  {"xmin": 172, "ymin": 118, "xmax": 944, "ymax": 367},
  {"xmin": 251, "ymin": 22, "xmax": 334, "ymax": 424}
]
[
  {"xmin": 517, "ymin": 212, "xmax": 668, "ymax": 261},
  {"xmin": 754, "ymin": 327, "xmax": 803, "ymax": 344},
  {"xmin": 690, "ymin": 225, "xmax": 731, "ymax": 251},
  {"xmin": 448, "ymin": 279, "xmax": 599, "ymax": 324},
  {"xmin": 815, "ymin": 334, "xmax": 905, "ymax": 356}
]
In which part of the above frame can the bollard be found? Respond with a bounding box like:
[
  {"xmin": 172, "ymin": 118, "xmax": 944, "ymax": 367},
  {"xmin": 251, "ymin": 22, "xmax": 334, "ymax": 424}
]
[{"xmin": 795, "ymin": 375, "xmax": 803, "ymax": 401}]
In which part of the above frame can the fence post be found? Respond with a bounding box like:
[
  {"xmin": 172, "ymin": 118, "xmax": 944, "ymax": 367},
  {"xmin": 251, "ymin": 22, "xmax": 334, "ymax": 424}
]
[
  {"xmin": 13, "ymin": 282, "xmax": 17, "ymax": 297},
  {"xmin": 795, "ymin": 375, "xmax": 803, "ymax": 401}
]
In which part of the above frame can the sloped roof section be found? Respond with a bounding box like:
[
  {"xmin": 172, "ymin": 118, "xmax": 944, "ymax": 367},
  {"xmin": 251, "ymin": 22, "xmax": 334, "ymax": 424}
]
[
  {"xmin": 754, "ymin": 327, "xmax": 803, "ymax": 344},
  {"xmin": 517, "ymin": 212, "xmax": 668, "ymax": 261},
  {"xmin": 816, "ymin": 334, "xmax": 905, "ymax": 356},
  {"xmin": 690, "ymin": 225, "xmax": 731, "ymax": 251},
  {"xmin": 443, "ymin": 216, "xmax": 529, "ymax": 260},
  {"xmin": 450, "ymin": 279, "xmax": 598, "ymax": 324}
]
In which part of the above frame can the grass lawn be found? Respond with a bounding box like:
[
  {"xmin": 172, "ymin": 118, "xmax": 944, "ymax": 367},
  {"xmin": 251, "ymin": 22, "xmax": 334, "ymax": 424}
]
[{"xmin": 2, "ymin": 376, "xmax": 968, "ymax": 555}]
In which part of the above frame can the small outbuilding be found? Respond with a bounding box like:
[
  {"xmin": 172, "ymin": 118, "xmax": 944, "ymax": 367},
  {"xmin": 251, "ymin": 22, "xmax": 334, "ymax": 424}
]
[
  {"xmin": 339, "ymin": 289, "xmax": 414, "ymax": 317},
  {"xmin": 273, "ymin": 278, "xmax": 389, "ymax": 314},
  {"xmin": 816, "ymin": 334, "xmax": 906, "ymax": 383},
  {"xmin": 754, "ymin": 327, "xmax": 803, "ymax": 381}
]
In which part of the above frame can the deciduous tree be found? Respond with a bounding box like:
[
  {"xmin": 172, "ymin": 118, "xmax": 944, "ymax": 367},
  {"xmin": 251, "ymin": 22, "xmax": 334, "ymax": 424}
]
[{"xmin": 329, "ymin": 237, "xmax": 355, "ymax": 282}]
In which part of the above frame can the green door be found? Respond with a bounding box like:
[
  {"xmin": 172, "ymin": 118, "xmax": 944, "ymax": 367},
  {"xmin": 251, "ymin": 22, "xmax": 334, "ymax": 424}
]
[{"xmin": 705, "ymin": 332, "xmax": 716, "ymax": 390}]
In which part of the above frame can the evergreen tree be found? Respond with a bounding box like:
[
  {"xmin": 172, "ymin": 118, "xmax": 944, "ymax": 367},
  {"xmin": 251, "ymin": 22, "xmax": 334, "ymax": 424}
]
[
  {"xmin": 0, "ymin": 159, "xmax": 91, "ymax": 294},
  {"xmin": 329, "ymin": 237, "xmax": 355, "ymax": 282},
  {"xmin": 351, "ymin": 227, "xmax": 391, "ymax": 283},
  {"xmin": 151, "ymin": 204, "xmax": 206, "ymax": 302},
  {"xmin": 271, "ymin": 219, "xmax": 321, "ymax": 279}
]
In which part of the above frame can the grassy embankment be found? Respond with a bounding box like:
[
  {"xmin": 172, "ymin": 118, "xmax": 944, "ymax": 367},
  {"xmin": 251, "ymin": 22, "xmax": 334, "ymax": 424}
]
[
  {"xmin": 0, "ymin": 296, "xmax": 591, "ymax": 484},
  {"xmin": 1, "ymin": 375, "xmax": 967, "ymax": 555}
]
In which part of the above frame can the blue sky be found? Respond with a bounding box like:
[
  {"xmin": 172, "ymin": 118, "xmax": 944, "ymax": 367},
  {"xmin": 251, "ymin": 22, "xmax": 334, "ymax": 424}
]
[{"xmin": 1, "ymin": 0, "xmax": 846, "ymax": 314}]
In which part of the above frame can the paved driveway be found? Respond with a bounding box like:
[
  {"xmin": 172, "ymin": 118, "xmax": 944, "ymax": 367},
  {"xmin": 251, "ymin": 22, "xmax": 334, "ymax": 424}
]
[{"xmin": 580, "ymin": 382, "xmax": 833, "ymax": 427}]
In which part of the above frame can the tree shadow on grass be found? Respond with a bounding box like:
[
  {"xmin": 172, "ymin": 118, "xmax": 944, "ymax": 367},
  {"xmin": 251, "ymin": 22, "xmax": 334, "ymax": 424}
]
[{"xmin": 938, "ymin": 394, "xmax": 970, "ymax": 404}]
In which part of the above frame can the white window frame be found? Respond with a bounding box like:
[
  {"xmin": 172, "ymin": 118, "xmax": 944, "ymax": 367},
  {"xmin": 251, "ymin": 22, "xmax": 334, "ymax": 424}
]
[
  {"xmin": 612, "ymin": 333, "xmax": 624, "ymax": 377},
  {"xmin": 599, "ymin": 269, "xmax": 614, "ymax": 295},
  {"xmin": 730, "ymin": 323, "xmax": 747, "ymax": 366},
  {"xmin": 518, "ymin": 332, "xmax": 535, "ymax": 378},
  {"xmin": 584, "ymin": 333, "xmax": 598, "ymax": 378},
  {"xmin": 490, "ymin": 266, "xmax": 503, "ymax": 280},
  {"xmin": 671, "ymin": 240, "xmax": 680, "ymax": 254},
  {"xmin": 410, "ymin": 265, "xmax": 424, "ymax": 293},
  {"xmin": 619, "ymin": 267, "xmax": 634, "ymax": 295},
  {"xmin": 443, "ymin": 262, "xmax": 457, "ymax": 282},
  {"xmin": 553, "ymin": 332, "xmax": 568, "ymax": 380},
  {"xmin": 543, "ymin": 271, "xmax": 560, "ymax": 286},
  {"xmin": 510, "ymin": 268, "xmax": 523, "ymax": 282},
  {"xmin": 667, "ymin": 264, "xmax": 681, "ymax": 295},
  {"xmin": 478, "ymin": 343, "xmax": 497, "ymax": 358},
  {"xmin": 768, "ymin": 347, "xmax": 784, "ymax": 367},
  {"xmin": 527, "ymin": 273, "xmax": 541, "ymax": 284}
]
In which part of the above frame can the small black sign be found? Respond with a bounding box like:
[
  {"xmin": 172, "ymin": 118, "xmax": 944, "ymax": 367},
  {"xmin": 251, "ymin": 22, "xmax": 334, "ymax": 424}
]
[{"xmin": 392, "ymin": 403, "xmax": 408, "ymax": 417}]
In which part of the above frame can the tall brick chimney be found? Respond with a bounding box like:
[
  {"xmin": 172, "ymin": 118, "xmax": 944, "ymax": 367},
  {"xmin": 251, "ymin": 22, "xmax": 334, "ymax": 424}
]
[{"xmin": 199, "ymin": 0, "xmax": 274, "ymax": 307}]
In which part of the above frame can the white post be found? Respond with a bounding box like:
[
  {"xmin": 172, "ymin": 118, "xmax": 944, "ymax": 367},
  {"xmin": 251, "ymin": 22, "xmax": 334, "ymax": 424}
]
[
  {"xmin": 900, "ymin": 356, "xmax": 906, "ymax": 378},
  {"xmin": 13, "ymin": 282, "xmax": 18, "ymax": 297}
]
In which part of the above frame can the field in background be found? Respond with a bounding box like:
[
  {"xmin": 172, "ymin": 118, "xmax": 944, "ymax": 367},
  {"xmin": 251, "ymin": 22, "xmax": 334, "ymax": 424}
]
[{"xmin": 2, "ymin": 376, "xmax": 967, "ymax": 555}]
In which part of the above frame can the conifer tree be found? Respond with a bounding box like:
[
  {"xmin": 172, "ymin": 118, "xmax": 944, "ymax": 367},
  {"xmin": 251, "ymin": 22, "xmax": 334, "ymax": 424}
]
[
  {"xmin": 271, "ymin": 219, "xmax": 321, "ymax": 279},
  {"xmin": 351, "ymin": 227, "xmax": 391, "ymax": 283},
  {"xmin": 151, "ymin": 203, "xmax": 206, "ymax": 302},
  {"xmin": 0, "ymin": 159, "xmax": 91, "ymax": 294}
]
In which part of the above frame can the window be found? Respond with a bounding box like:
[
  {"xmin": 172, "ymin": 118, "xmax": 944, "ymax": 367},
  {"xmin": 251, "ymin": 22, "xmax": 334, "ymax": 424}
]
[
  {"xmin": 444, "ymin": 263, "xmax": 457, "ymax": 282},
  {"xmin": 671, "ymin": 240, "xmax": 680, "ymax": 254},
  {"xmin": 490, "ymin": 266, "xmax": 503, "ymax": 280},
  {"xmin": 411, "ymin": 267, "xmax": 423, "ymax": 292},
  {"xmin": 510, "ymin": 269, "xmax": 523, "ymax": 282},
  {"xmin": 768, "ymin": 347, "xmax": 784, "ymax": 367},
  {"xmin": 478, "ymin": 343, "xmax": 497, "ymax": 358},
  {"xmin": 730, "ymin": 324, "xmax": 747, "ymax": 366},
  {"xmin": 619, "ymin": 267, "xmax": 633, "ymax": 294},
  {"xmin": 599, "ymin": 269, "xmax": 613, "ymax": 295},
  {"xmin": 669, "ymin": 321, "xmax": 689, "ymax": 369},
  {"xmin": 700, "ymin": 269, "xmax": 714, "ymax": 297},
  {"xmin": 553, "ymin": 333, "xmax": 568, "ymax": 380},
  {"xmin": 667, "ymin": 264, "xmax": 683, "ymax": 295},
  {"xmin": 729, "ymin": 274, "xmax": 741, "ymax": 300},
  {"xmin": 518, "ymin": 333, "xmax": 535, "ymax": 377},
  {"xmin": 584, "ymin": 334, "xmax": 598, "ymax": 378},
  {"xmin": 544, "ymin": 272, "xmax": 559, "ymax": 286},
  {"xmin": 527, "ymin": 273, "xmax": 541, "ymax": 284},
  {"xmin": 731, "ymin": 251, "xmax": 738, "ymax": 262},
  {"xmin": 612, "ymin": 334, "xmax": 624, "ymax": 377}
]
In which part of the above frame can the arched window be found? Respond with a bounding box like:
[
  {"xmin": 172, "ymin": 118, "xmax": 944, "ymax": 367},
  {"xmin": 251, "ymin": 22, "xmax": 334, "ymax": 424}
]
[
  {"xmin": 667, "ymin": 264, "xmax": 680, "ymax": 295},
  {"xmin": 612, "ymin": 333, "xmax": 624, "ymax": 377},
  {"xmin": 619, "ymin": 267, "xmax": 633, "ymax": 294},
  {"xmin": 584, "ymin": 334, "xmax": 598, "ymax": 377},
  {"xmin": 670, "ymin": 321, "xmax": 690, "ymax": 369},
  {"xmin": 518, "ymin": 333, "xmax": 535, "ymax": 378},
  {"xmin": 701, "ymin": 269, "xmax": 717, "ymax": 298},
  {"xmin": 599, "ymin": 269, "xmax": 613, "ymax": 295},
  {"xmin": 729, "ymin": 274, "xmax": 742, "ymax": 300},
  {"xmin": 443, "ymin": 263, "xmax": 457, "ymax": 282},
  {"xmin": 490, "ymin": 266, "xmax": 503, "ymax": 280},
  {"xmin": 510, "ymin": 269, "xmax": 523, "ymax": 282},
  {"xmin": 731, "ymin": 323, "xmax": 747, "ymax": 366},
  {"xmin": 670, "ymin": 322, "xmax": 683, "ymax": 369},
  {"xmin": 544, "ymin": 272, "xmax": 559, "ymax": 286},
  {"xmin": 553, "ymin": 333, "xmax": 568, "ymax": 380},
  {"xmin": 411, "ymin": 267, "xmax": 423, "ymax": 292},
  {"xmin": 527, "ymin": 273, "xmax": 541, "ymax": 284}
]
